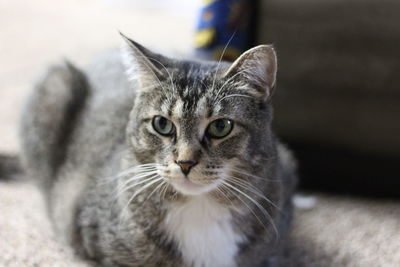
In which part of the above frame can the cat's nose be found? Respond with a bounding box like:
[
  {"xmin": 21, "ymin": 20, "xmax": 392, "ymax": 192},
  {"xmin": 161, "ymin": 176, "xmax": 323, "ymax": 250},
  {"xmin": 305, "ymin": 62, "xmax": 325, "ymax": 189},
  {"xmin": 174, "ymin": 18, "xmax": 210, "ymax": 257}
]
[{"xmin": 175, "ymin": 160, "xmax": 198, "ymax": 175}]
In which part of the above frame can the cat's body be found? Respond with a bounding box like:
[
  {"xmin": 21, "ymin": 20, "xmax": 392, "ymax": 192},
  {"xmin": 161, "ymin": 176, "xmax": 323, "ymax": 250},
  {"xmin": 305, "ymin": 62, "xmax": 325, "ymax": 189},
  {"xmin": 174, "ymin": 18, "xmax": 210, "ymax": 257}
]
[{"xmin": 20, "ymin": 37, "xmax": 296, "ymax": 267}]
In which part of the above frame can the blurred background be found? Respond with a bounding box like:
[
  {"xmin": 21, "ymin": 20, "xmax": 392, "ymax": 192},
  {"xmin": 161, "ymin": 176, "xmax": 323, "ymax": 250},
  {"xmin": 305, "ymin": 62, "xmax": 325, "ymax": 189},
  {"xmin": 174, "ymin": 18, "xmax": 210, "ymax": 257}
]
[
  {"xmin": 1, "ymin": 0, "xmax": 399, "ymax": 198},
  {"xmin": 1, "ymin": 1, "xmax": 400, "ymax": 265},
  {"xmin": 0, "ymin": 0, "xmax": 197, "ymax": 152},
  {"xmin": 258, "ymin": 0, "xmax": 400, "ymax": 198}
]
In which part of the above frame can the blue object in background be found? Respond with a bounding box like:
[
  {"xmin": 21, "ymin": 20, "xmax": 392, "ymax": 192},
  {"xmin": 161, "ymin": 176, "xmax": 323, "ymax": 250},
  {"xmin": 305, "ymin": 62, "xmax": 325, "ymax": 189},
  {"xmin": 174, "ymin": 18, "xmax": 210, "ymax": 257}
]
[{"xmin": 194, "ymin": 0, "xmax": 258, "ymax": 61}]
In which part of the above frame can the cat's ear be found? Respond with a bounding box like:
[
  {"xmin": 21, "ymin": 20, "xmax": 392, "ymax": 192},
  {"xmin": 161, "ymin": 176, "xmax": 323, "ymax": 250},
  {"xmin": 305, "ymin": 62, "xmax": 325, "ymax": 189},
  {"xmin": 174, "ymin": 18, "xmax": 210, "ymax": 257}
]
[
  {"xmin": 120, "ymin": 33, "xmax": 169, "ymax": 88},
  {"xmin": 222, "ymin": 45, "xmax": 277, "ymax": 101}
]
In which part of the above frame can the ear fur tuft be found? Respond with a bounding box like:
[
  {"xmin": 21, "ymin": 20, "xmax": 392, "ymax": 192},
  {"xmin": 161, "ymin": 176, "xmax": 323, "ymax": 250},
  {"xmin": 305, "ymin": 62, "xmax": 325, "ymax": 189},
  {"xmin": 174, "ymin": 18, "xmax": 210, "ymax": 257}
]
[
  {"xmin": 120, "ymin": 32, "xmax": 167, "ymax": 88},
  {"xmin": 223, "ymin": 45, "xmax": 277, "ymax": 101}
]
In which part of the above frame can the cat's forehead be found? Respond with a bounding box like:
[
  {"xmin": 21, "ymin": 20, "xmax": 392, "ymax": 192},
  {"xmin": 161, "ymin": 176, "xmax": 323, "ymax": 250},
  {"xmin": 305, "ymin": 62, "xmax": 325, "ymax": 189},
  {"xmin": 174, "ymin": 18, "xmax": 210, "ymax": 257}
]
[
  {"xmin": 174, "ymin": 60, "xmax": 229, "ymax": 85},
  {"xmin": 144, "ymin": 60, "xmax": 253, "ymax": 122},
  {"xmin": 160, "ymin": 62, "xmax": 217, "ymax": 117},
  {"xmin": 166, "ymin": 96, "xmax": 209, "ymax": 120}
]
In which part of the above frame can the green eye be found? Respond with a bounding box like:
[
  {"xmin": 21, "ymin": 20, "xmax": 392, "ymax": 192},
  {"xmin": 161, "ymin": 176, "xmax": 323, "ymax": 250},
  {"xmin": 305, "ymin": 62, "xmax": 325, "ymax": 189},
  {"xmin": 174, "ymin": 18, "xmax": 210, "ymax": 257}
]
[
  {"xmin": 152, "ymin": 116, "xmax": 175, "ymax": 136},
  {"xmin": 206, "ymin": 119, "xmax": 234, "ymax": 139}
]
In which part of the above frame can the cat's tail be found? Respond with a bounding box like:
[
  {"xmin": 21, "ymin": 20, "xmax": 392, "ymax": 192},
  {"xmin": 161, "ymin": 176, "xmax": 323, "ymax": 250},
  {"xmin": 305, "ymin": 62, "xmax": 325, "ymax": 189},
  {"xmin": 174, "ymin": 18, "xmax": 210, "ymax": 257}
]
[{"xmin": 0, "ymin": 154, "xmax": 23, "ymax": 180}]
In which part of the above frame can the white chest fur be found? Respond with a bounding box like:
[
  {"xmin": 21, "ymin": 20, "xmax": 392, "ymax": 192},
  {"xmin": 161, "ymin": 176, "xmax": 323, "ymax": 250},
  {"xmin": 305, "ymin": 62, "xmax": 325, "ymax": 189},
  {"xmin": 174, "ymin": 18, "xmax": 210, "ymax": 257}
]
[{"xmin": 162, "ymin": 196, "xmax": 245, "ymax": 267}]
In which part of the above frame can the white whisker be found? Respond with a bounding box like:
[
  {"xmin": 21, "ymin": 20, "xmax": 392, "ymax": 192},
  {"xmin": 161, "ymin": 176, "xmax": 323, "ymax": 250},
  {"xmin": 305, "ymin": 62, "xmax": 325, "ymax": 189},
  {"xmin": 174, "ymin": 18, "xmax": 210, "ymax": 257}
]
[
  {"xmin": 99, "ymin": 163, "xmax": 161, "ymax": 186},
  {"xmin": 146, "ymin": 56, "xmax": 177, "ymax": 94},
  {"xmin": 225, "ymin": 176, "xmax": 281, "ymax": 211},
  {"xmin": 121, "ymin": 170, "xmax": 159, "ymax": 187},
  {"xmin": 161, "ymin": 182, "xmax": 170, "ymax": 200},
  {"xmin": 220, "ymin": 183, "xmax": 266, "ymax": 230},
  {"xmin": 135, "ymin": 54, "xmax": 168, "ymax": 93},
  {"xmin": 229, "ymin": 167, "xmax": 280, "ymax": 182},
  {"xmin": 103, "ymin": 163, "xmax": 163, "ymax": 180},
  {"xmin": 211, "ymin": 30, "xmax": 238, "ymax": 93},
  {"xmin": 216, "ymin": 94, "xmax": 254, "ymax": 105},
  {"xmin": 115, "ymin": 174, "xmax": 159, "ymax": 200},
  {"xmin": 215, "ymin": 186, "xmax": 234, "ymax": 207},
  {"xmin": 143, "ymin": 180, "xmax": 166, "ymax": 203},
  {"xmin": 213, "ymin": 69, "xmax": 247, "ymax": 102},
  {"xmin": 120, "ymin": 176, "xmax": 163, "ymax": 217},
  {"xmin": 222, "ymin": 181, "xmax": 279, "ymax": 240}
]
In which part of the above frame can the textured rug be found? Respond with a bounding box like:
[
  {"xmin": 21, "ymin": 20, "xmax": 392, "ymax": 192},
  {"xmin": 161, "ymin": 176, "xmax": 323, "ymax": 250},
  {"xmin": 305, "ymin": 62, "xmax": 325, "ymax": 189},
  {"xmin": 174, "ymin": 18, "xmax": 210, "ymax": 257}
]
[{"xmin": 1, "ymin": 179, "xmax": 399, "ymax": 266}]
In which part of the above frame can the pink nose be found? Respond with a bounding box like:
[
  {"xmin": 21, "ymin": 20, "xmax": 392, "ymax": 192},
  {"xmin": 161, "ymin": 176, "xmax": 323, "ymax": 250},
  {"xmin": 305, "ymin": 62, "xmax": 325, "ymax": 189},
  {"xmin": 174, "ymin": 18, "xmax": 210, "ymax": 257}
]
[{"xmin": 175, "ymin": 160, "xmax": 198, "ymax": 175}]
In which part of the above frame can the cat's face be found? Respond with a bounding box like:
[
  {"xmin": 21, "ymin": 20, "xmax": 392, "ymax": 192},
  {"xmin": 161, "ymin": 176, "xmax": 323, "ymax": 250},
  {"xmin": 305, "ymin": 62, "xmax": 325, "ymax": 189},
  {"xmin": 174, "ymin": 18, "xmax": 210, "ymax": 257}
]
[{"xmin": 122, "ymin": 36, "xmax": 277, "ymax": 196}]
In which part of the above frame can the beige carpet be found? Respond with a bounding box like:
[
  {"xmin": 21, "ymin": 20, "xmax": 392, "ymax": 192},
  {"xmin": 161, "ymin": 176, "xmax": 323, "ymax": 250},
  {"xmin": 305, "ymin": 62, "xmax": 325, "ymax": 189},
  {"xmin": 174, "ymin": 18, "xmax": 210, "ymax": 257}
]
[
  {"xmin": 1, "ymin": 0, "xmax": 399, "ymax": 266},
  {"xmin": 2, "ymin": 179, "xmax": 399, "ymax": 267}
]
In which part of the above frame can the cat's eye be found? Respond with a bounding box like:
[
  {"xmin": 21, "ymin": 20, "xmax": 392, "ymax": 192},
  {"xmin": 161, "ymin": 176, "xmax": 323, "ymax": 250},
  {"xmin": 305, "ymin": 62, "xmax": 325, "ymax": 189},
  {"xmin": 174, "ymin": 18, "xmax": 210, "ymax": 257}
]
[
  {"xmin": 206, "ymin": 119, "xmax": 234, "ymax": 139},
  {"xmin": 152, "ymin": 116, "xmax": 175, "ymax": 136}
]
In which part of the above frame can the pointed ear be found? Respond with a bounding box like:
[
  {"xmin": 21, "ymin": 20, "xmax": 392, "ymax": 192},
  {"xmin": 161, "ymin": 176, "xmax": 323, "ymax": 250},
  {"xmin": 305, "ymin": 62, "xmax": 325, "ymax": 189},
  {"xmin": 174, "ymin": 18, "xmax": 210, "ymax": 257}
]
[
  {"xmin": 223, "ymin": 45, "xmax": 277, "ymax": 101},
  {"xmin": 120, "ymin": 32, "xmax": 169, "ymax": 88}
]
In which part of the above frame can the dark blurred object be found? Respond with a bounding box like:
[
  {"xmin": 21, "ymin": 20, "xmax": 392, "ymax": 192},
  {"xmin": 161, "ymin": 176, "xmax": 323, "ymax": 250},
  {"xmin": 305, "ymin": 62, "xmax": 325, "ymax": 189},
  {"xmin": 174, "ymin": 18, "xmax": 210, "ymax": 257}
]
[
  {"xmin": 290, "ymin": 142, "xmax": 399, "ymax": 198},
  {"xmin": 0, "ymin": 155, "xmax": 21, "ymax": 180},
  {"xmin": 258, "ymin": 0, "xmax": 400, "ymax": 197}
]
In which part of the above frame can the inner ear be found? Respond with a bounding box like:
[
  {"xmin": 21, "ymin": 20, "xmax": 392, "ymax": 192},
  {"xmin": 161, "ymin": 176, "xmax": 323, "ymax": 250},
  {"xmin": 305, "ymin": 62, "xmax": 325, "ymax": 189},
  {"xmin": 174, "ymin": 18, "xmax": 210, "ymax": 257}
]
[
  {"xmin": 223, "ymin": 45, "xmax": 277, "ymax": 101},
  {"xmin": 120, "ymin": 32, "xmax": 173, "ymax": 88}
]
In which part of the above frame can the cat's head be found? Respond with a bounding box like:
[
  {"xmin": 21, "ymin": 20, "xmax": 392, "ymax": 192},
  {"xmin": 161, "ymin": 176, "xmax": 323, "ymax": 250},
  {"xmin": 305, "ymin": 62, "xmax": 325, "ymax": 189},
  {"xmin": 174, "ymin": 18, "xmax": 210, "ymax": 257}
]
[{"xmin": 121, "ymin": 34, "xmax": 277, "ymax": 197}]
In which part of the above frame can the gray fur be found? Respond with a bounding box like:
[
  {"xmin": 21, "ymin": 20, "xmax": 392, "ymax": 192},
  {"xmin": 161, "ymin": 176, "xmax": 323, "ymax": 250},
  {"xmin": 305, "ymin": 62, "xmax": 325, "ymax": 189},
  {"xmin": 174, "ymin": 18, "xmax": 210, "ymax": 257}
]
[{"xmin": 20, "ymin": 35, "xmax": 297, "ymax": 267}]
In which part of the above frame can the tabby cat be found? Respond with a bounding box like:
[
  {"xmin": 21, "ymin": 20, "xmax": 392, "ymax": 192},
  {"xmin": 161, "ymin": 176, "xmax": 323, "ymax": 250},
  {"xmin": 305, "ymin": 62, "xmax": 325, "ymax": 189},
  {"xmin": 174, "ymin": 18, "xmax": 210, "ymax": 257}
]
[{"xmin": 20, "ymin": 34, "xmax": 297, "ymax": 267}]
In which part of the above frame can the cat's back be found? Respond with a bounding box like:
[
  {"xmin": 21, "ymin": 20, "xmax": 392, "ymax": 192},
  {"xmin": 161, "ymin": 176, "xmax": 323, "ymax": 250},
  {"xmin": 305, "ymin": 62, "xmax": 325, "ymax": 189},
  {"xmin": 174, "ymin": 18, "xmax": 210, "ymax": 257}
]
[
  {"xmin": 61, "ymin": 49, "xmax": 136, "ymax": 173},
  {"xmin": 59, "ymin": 49, "xmax": 138, "ymax": 189},
  {"xmin": 19, "ymin": 49, "xmax": 136, "ymax": 245}
]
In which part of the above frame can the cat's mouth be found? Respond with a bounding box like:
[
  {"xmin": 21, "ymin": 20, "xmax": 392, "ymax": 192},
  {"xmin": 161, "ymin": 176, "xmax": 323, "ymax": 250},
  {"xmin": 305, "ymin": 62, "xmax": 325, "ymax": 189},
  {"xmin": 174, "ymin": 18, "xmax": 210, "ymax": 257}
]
[{"xmin": 170, "ymin": 177, "xmax": 218, "ymax": 196}]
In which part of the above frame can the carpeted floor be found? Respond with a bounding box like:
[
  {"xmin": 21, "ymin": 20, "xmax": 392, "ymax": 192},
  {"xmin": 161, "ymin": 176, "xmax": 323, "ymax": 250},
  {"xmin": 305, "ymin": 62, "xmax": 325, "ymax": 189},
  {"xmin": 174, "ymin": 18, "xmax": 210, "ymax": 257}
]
[
  {"xmin": 1, "ymin": 0, "xmax": 399, "ymax": 266},
  {"xmin": 2, "ymin": 178, "xmax": 399, "ymax": 266}
]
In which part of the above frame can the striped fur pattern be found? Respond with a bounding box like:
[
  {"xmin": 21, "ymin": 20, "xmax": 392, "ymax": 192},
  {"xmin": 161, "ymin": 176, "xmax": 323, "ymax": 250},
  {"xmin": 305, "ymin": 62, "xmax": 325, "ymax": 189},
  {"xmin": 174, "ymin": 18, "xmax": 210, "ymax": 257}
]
[{"xmin": 20, "ymin": 34, "xmax": 297, "ymax": 267}]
